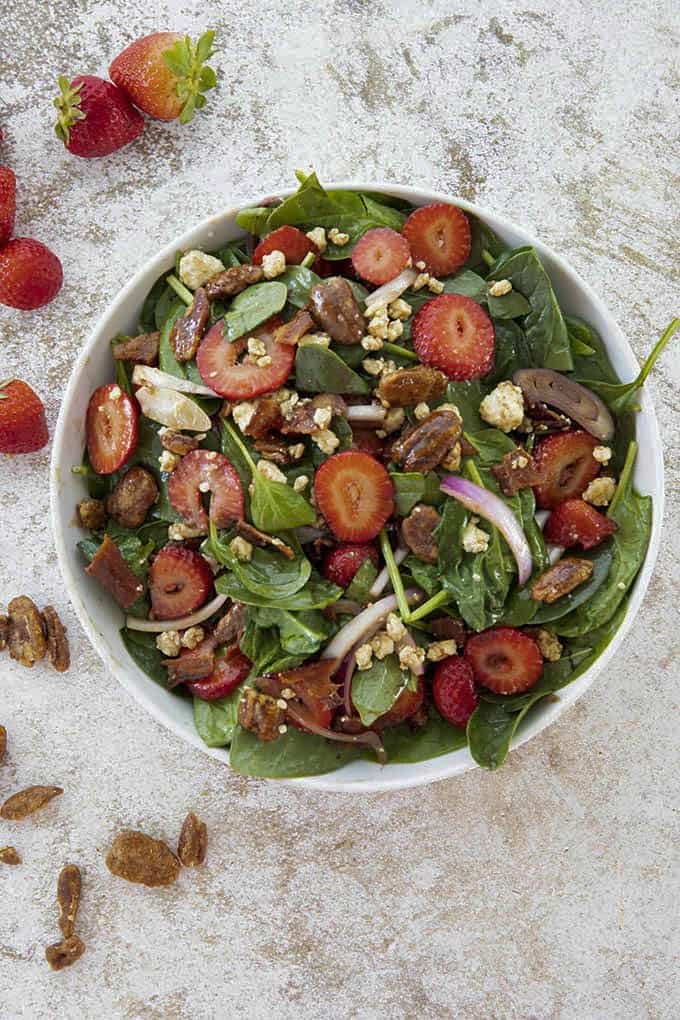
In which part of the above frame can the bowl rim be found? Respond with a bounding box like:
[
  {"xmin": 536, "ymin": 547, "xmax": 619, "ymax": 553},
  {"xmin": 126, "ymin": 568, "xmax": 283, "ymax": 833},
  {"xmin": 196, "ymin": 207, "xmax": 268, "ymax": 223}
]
[{"xmin": 50, "ymin": 180, "xmax": 664, "ymax": 793}]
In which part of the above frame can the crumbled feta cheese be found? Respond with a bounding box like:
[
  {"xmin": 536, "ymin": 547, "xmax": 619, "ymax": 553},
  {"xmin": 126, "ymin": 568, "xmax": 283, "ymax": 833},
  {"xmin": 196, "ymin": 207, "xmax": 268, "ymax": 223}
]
[
  {"xmin": 412, "ymin": 272, "xmax": 430, "ymax": 291},
  {"xmin": 288, "ymin": 442, "xmax": 305, "ymax": 460},
  {"xmin": 415, "ymin": 261, "xmax": 427, "ymax": 271},
  {"xmin": 181, "ymin": 626, "xmax": 205, "ymax": 650},
  {"xmin": 313, "ymin": 406, "xmax": 333, "ymax": 429},
  {"xmin": 179, "ymin": 250, "xmax": 225, "ymax": 290},
  {"xmin": 414, "ymin": 402, "xmax": 430, "ymax": 421},
  {"xmin": 229, "ymin": 536, "xmax": 253, "ymax": 562},
  {"xmin": 168, "ymin": 522, "xmax": 206, "ymax": 541},
  {"xmin": 298, "ymin": 333, "xmax": 331, "ymax": 347},
  {"xmin": 257, "ymin": 459, "xmax": 287, "ymax": 483},
  {"xmin": 462, "ymin": 516, "xmax": 490, "ymax": 553},
  {"xmin": 582, "ymin": 476, "xmax": 617, "ymax": 506},
  {"xmin": 532, "ymin": 629, "xmax": 562, "ymax": 662},
  {"xmin": 355, "ymin": 643, "xmax": 374, "ymax": 670},
  {"xmin": 488, "ymin": 279, "xmax": 513, "ymax": 297},
  {"xmin": 279, "ymin": 391, "xmax": 299, "ymax": 419},
  {"xmin": 371, "ymin": 631, "xmax": 395, "ymax": 660},
  {"xmin": 593, "ymin": 445, "xmax": 612, "ymax": 464},
  {"xmin": 441, "ymin": 442, "xmax": 462, "ymax": 472},
  {"xmin": 261, "ymin": 249, "xmax": 286, "ymax": 279},
  {"xmin": 383, "ymin": 407, "xmax": 405, "ymax": 433},
  {"xmin": 368, "ymin": 309, "xmax": 390, "ymax": 339},
  {"xmin": 256, "ymin": 355, "xmax": 272, "ymax": 368},
  {"xmin": 380, "ymin": 360, "xmax": 397, "ymax": 379},
  {"xmin": 328, "ymin": 227, "xmax": 350, "ymax": 246},
  {"xmin": 109, "ymin": 385, "xmax": 122, "ymax": 400},
  {"xmin": 247, "ymin": 336, "xmax": 267, "ymax": 358},
  {"xmin": 306, "ymin": 227, "xmax": 327, "ymax": 253},
  {"xmin": 388, "ymin": 298, "xmax": 412, "ymax": 321},
  {"xmin": 385, "ymin": 612, "xmax": 406, "ymax": 642},
  {"xmin": 159, "ymin": 450, "xmax": 179, "ymax": 473},
  {"xmin": 427, "ymin": 277, "xmax": 444, "ymax": 294},
  {"xmin": 312, "ymin": 429, "xmax": 340, "ymax": 455},
  {"xmin": 361, "ymin": 334, "xmax": 383, "ymax": 351},
  {"xmin": 293, "ymin": 474, "xmax": 309, "ymax": 492},
  {"xmin": 398, "ymin": 644, "xmax": 425, "ymax": 674},
  {"xmin": 386, "ymin": 319, "xmax": 404, "ymax": 341},
  {"xmin": 278, "ymin": 724, "xmax": 288, "ymax": 735},
  {"xmin": 281, "ymin": 687, "xmax": 295, "ymax": 699},
  {"xmin": 362, "ymin": 357, "xmax": 385, "ymax": 376},
  {"xmin": 156, "ymin": 630, "xmax": 181, "ymax": 657},
  {"xmin": 479, "ymin": 381, "xmax": 525, "ymax": 433},
  {"xmin": 232, "ymin": 401, "xmax": 256, "ymax": 432},
  {"xmin": 364, "ymin": 301, "xmax": 387, "ymax": 320},
  {"xmin": 426, "ymin": 639, "xmax": 458, "ymax": 662}
]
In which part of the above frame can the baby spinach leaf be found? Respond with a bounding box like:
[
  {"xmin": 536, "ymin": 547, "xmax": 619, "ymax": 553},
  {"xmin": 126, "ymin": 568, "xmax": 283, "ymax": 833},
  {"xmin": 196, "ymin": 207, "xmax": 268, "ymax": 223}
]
[
  {"xmin": 345, "ymin": 558, "xmax": 378, "ymax": 602},
  {"xmin": 138, "ymin": 275, "xmax": 169, "ymax": 333},
  {"xmin": 295, "ymin": 344, "xmax": 369, "ymax": 395},
  {"xmin": 279, "ymin": 265, "xmax": 321, "ymax": 308},
  {"xmin": 487, "ymin": 319, "xmax": 525, "ymax": 383},
  {"xmin": 465, "ymin": 216, "xmax": 507, "ymax": 274},
  {"xmin": 351, "ymin": 654, "xmax": 410, "ymax": 726},
  {"xmin": 215, "ymin": 536, "xmax": 312, "ymax": 600},
  {"xmin": 233, "ymin": 206, "xmax": 272, "ymax": 237},
  {"xmin": 193, "ymin": 688, "xmax": 242, "ymax": 747},
  {"xmin": 379, "ymin": 707, "xmax": 468, "ymax": 763},
  {"xmin": 120, "ymin": 629, "xmax": 168, "ymax": 687},
  {"xmin": 487, "ymin": 289, "xmax": 531, "ymax": 320},
  {"xmin": 222, "ymin": 281, "xmax": 288, "ymax": 343},
  {"xmin": 217, "ymin": 239, "xmax": 250, "ymax": 267},
  {"xmin": 250, "ymin": 606, "xmax": 333, "ymax": 657},
  {"xmin": 390, "ymin": 472, "xmax": 443, "ymax": 516},
  {"xmin": 158, "ymin": 300, "xmax": 188, "ymax": 379},
  {"xmin": 216, "ymin": 572, "xmax": 342, "ymax": 611},
  {"xmin": 239, "ymin": 615, "xmax": 305, "ymax": 675},
  {"xmin": 443, "ymin": 380, "xmax": 488, "ymax": 431},
  {"xmin": 487, "ymin": 246, "xmax": 573, "ymax": 372},
  {"xmin": 229, "ymin": 723, "xmax": 360, "ymax": 778},
  {"xmin": 566, "ymin": 315, "xmax": 620, "ymax": 384},
  {"xmin": 250, "ymin": 471, "xmax": 316, "ymax": 532}
]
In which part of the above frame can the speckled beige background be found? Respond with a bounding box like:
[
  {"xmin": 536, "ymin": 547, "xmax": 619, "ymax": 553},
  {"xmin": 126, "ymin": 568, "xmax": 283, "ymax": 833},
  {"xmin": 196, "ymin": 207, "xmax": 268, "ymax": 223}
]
[{"xmin": 1, "ymin": 1, "xmax": 679, "ymax": 1017}]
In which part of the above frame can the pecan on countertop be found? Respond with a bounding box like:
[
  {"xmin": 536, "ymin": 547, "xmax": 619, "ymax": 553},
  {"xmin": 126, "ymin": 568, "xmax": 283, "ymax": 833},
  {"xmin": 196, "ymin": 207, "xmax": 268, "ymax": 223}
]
[
  {"xmin": 7, "ymin": 596, "xmax": 46, "ymax": 668},
  {"xmin": 42, "ymin": 606, "xmax": 70, "ymax": 673}
]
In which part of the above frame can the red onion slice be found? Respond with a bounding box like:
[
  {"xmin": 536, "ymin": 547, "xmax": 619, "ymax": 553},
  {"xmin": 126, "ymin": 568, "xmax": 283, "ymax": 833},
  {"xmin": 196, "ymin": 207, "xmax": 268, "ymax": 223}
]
[
  {"xmin": 322, "ymin": 589, "xmax": 422, "ymax": 666},
  {"xmin": 369, "ymin": 546, "xmax": 408, "ymax": 598},
  {"xmin": 132, "ymin": 364, "xmax": 219, "ymax": 397},
  {"xmin": 125, "ymin": 593, "xmax": 228, "ymax": 632},
  {"xmin": 365, "ymin": 268, "xmax": 418, "ymax": 309},
  {"xmin": 441, "ymin": 475, "xmax": 533, "ymax": 585},
  {"xmin": 286, "ymin": 703, "xmax": 386, "ymax": 764}
]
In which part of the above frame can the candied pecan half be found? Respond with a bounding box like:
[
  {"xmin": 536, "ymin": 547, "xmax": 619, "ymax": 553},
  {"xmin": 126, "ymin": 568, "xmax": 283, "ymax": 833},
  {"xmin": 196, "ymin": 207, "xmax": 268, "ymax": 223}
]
[
  {"xmin": 401, "ymin": 504, "xmax": 441, "ymax": 564},
  {"xmin": 0, "ymin": 724, "xmax": 6, "ymax": 763},
  {"xmin": 391, "ymin": 409, "xmax": 462, "ymax": 473},
  {"xmin": 57, "ymin": 864, "xmax": 82, "ymax": 938},
  {"xmin": 76, "ymin": 498, "xmax": 107, "ymax": 531},
  {"xmin": 106, "ymin": 465, "xmax": 159, "ymax": 529},
  {"xmin": 376, "ymin": 365, "xmax": 448, "ymax": 407},
  {"xmin": 204, "ymin": 264, "xmax": 263, "ymax": 300},
  {"xmin": 112, "ymin": 331, "xmax": 160, "ymax": 365},
  {"xmin": 531, "ymin": 557, "xmax": 594, "ymax": 604},
  {"xmin": 238, "ymin": 688, "xmax": 286, "ymax": 742},
  {"xmin": 163, "ymin": 643, "xmax": 216, "ymax": 688},
  {"xmin": 0, "ymin": 846, "xmax": 21, "ymax": 865},
  {"xmin": 45, "ymin": 935, "xmax": 86, "ymax": 971},
  {"xmin": 235, "ymin": 520, "xmax": 295, "ymax": 560},
  {"xmin": 0, "ymin": 785, "xmax": 63, "ymax": 820},
  {"xmin": 242, "ymin": 396, "xmax": 283, "ymax": 439},
  {"xmin": 160, "ymin": 429, "xmax": 200, "ymax": 456},
  {"xmin": 177, "ymin": 811, "xmax": 208, "ymax": 867},
  {"xmin": 491, "ymin": 447, "xmax": 543, "ymax": 497},
  {"xmin": 42, "ymin": 606, "xmax": 70, "ymax": 673},
  {"xmin": 106, "ymin": 830, "xmax": 181, "ymax": 887},
  {"xmin": 280, "ymin": 394, "xmax": 347, "ymax": 435},
  {"xmin": 252, "ymin": 436, "xmax": 290, "ymax": 464},
  {"xmin": 274, "ymin": 308, "xmax": 315, "ymax": 346},
  {"xmin": 430, "ymin": 616, "xmax": 467, "ymax": 646},
  {"xmin": 213, "ymin": 602, "xmax": 246, "ymax": 646},
  {"xmin": 86, "ymin": 535, "xmax": 145, "ymax": 609},
  {"xmin": 170, "ymin": 287, "xmax": 210, "ymax": 362},
  {"xmin": 309, "ymin": 277, "xmax": 364, "ymax": 345},
  {"xmin": 0, "ymin": 615, "xmax": 8, "ymax": 652},
  {"xmin": 7, "ymin": 596, "xmax": 47, "ymax": 668}
]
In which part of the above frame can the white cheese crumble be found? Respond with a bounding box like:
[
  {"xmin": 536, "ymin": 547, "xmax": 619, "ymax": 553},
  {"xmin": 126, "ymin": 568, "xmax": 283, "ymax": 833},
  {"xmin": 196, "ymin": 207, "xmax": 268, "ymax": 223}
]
[
  {"xmin": 257, "ymin": 459, "xmax": 287, "ymax": 483},
  {"xmin": 426, "ymin": 639, "xmax": 458, "ymax": 662},
  {"xmin": 180, "ymin": 626, "xmax": 205, "ymax": 650},
  {"xmin": 328, "ymin": 227, "xmax": 350, "ymax": 246},
  {"xmin": 582, "ymin": 476, "xmax": 617, "ymax": 506},
  {"xmin": 488, "ymin": 279, "xmax": 513, "ymax": 297},
  {"xmin": 462, "ymin": 516, "xmax": 490, "ymax": 553},
  {"xmin": 159, "ymin": 450, "xmax": 179, "ymax": 473},
  {"xmin": 306, "ymin": 227, "xmax": 327, "ymax": 252},
  {"xmin": 261, "ymin": 249, "xmax": 286, "ymax": 279},
  {"xmin": 479, "ymin": 381, "xmax": 525, "ymax": 433},
  {"xmin": 179, "ymin": 250, "xmax": 224, "ymax": 290},
  {"xmin": 156, "ymin": 630, "xmax": 181, "ymax": 657},
  {"xmin": 229, "ymin": 536, "xmax": 253, "ymax": 562},
  {"xmin": 593, "ymin": 445, "xmax": 612, "ymax": 464}
]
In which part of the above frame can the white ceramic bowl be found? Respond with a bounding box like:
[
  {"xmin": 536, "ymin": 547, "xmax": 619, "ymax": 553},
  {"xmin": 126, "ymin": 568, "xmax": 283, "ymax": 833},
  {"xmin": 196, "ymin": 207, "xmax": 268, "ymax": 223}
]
[{"xmin": 50, "ymin": 183, "xmax": 664, "ymax": 792}]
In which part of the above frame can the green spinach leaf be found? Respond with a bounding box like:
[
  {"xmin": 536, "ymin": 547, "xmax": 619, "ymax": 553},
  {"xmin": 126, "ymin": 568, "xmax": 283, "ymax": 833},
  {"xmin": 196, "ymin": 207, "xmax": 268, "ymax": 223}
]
[
  {"xmin": 193, "ymin": 689, "xmax": 242, "ymax": 747},
  {"xmin": 295, "ymin": 344, "xmax": 369, "ymax": 395},
  {"xmin": 222, "ymin": 281, "xmax": 288, "ymax": 342},
  {"xmin": 250, "ymin": 606, "xmax": 333, "ymax": 657},
  {"xmin": 120, "ymin": 629, "xmax": 168, "ymax": 687},
  {"xmin": 351, "ymin": 654, "xmax": 410, "ymax": 726},
  {"xmin": 345, "ymin": 558, "xmax": 378, "ymax": 602},
  {"xmin": 390, "ymin": 472, "xmax": 443, "ymax": 516},
  {"xmin": 216, "ymin": 571, "xmax": 342, "ymax": 611},
  {"xmin": 230, "ymin": 724, "xmax": 360, "ymax": 778}
]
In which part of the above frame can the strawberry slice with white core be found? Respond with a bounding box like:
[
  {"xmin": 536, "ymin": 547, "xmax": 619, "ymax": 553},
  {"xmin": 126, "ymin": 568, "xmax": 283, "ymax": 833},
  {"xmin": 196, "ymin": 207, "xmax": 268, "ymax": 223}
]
[
  {"xmin": 351, "ymin": 227, "xmax": 411, "ymax": 286},
  {"xmin": 313, "ymin": 451, "xmax": 394, "ymax": 542},
  {"xmin": 168, "ymin": 449, "xmax": 244, "ymax": 530},
  {"xmin": 149, "ymin": 544, "xmax": 214, "ymax": 620},
  {"xmin": 196, "ymin": 316, "xmax": 295, "ymax": 400},
  {"xmin": 465, "ymin": 626, "xmax": 543, "ymax": 695},
  {"xmin": 532, "ymin": 430, "xmax": 600, "ymax": 509},
  {"xmin": 412, "ymin": 293, "xmax": 495, "ymax": 380},
  {"xmin": 86, "ymin": 383, "xmax": 138, "ymax": 474},
  {"xmin": 402, "ymin": 203, "xmax": 471, "ymax": 276}
]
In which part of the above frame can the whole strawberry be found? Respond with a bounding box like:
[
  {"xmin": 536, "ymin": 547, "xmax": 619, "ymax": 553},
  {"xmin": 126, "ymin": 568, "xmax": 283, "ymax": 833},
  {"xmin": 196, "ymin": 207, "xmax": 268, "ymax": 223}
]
[
  {"xmin": 109, "ymin": 31, "xmax": 217, "ymax": 123},
  {"xmin": 54, "ymin": 75, "xmax": 144, "ymax": 157},
  {"xmin": 0, "ymin": 238, "xmax": 63, "ymax": 310},
  {"xmin": 0, "ymin": 166, "xmax": 16, "ymax": 246},
  {"xmin": 0, "ymin": 379, "xmax": 49, "ymax": 454}
]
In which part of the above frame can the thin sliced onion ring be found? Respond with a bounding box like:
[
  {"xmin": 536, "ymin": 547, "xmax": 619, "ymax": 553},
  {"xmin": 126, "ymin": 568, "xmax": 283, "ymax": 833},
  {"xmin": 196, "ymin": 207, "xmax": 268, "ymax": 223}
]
[
  {"xmin": 125, "ymin": 593, "xmax": 228, "ymax": 632},
  {"xmin": 322, "ymin": 589, "xmax": 422, "ymax": 666},
  {"xmin": 286, "ymin": 703, "xmax": 386, "ymax": 765},
  {"xmin": 365, "ymin": 267, "xmax": 418, "ymax": 309},
  {"xmin": 441, "ymin": 475, "xmax": 533, "ymax": 585},
  {"xmin": 132, "ymin": 364, "xmax": 220, "ymax": 397},
  {"xmin": 346, "ymin": 404, "xmax": 387, "ymax": 425},
  {"xmin": 369, "ymin": 546, "xmax": 408, "ymax": 598}
]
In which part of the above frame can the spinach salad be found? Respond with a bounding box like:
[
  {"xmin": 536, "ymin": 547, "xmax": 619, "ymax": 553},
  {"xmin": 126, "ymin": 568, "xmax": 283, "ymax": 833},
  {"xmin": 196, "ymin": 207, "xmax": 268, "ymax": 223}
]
[{"xmin": 75, "ymin": 171, "xmax": 675, "ymax": 778}]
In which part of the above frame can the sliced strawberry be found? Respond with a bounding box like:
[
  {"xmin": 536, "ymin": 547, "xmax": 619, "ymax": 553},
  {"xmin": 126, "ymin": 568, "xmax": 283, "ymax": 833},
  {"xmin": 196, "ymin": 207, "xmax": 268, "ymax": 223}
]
[
  {"xmin": 412, "ymin": 293, "xmax": 495, "ymax": 380},
  {"xmin": 322, "ymin": 542, "xmax": 379, "ymax": 589},
  {"xmin": 543, "ymin": 498, "xmax": 617, "ymax": 550},
  {"xmin": 148, "ymin": 544, "xmax": 213, "ymax": 620},
  {"xmin": 187, "ymin": 641, "xmax": 251, "ymax": 700},
  {"xmin": 375, "ymin": 677, "xmax": 425, "ymax": 728},
  {"xmin": 432, "ymin": 657, "xmax": 478, "ymax": 727},
  {"xmin": 533, "ymin": 430, "xmax": 600, "ymax": 509},
  {"xmin": 313, "ymin": 256, "xmax": 355, "ymax": 279},
  {"xmin": 403, "ymin": 203, "xmax": 471, "ymax": 276},
  {"xmin": 313, "ymin": 451, "xmax": 394, "ymax": 542},
  {"xmin": 0, "ymin": 379, "xmax": 49, "ymax": 455},
  {"xmin": 465, "ymin": 627, "xmax": 543, "ymax": 695},
  {"xmin": 351, "ymin": 227, "xmax": 411, "ymax": 285},
  {"xmin": 86, "ymin": 383, "xmax": 138, "ymax": 475},
  {"xmin": 196, "ymin": 316, "xmax": 295, "ymax": 400},
  {"xmin": 0, "ymin": 167, "xmax": 16, "ymax": 246},
  {"xmin": 253, "ymin": 226, "xmax": 316, "ymax": 266},
  {"xmin": 168, "ymin": 449, "xmax": 243, "ymax": 530}
]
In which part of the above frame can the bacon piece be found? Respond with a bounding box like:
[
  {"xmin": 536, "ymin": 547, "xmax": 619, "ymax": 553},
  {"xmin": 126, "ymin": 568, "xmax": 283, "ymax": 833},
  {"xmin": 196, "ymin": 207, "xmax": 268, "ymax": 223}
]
[
  {"xmin": 170, "ymin": 288, "xmax": 210, "ymax": 362},
  {"xmin": 491, "ymin": 447, "xmax": 543, "ymax": 497},
  {"xmin": 112, "ymin": 332, "xmax": 160, "ymax": 365},
  {"xmin": 85, "ymin": 535, "xmax": 144, "ymax": 609},
  {"xmin": 530, "ymin": 557, "xmax": 594, "ymax": 604},
  {"xmin": 235, "ymin": 520, "xmax": 295, "ymax": 561},
  {"xmin": 430, "ymin": 616, "xmax": 467, "ymax": 645},
  {"xmin": 238, "ymin": 688, "xmax": 286, "ymax": 741},
  {"xmin": 252, "ymin": 437, "xmax": 290, "ymax": 464},
  {"xmin": 242, "ymin": 396, "xmax": 283, "ymax": 438},
  {"xmin": 204, "ymin": 264, "xmax": 263, "ymax": 300},
  {"xmin": 213, "ymin": 602, "xmax": 246, "ymax": 646},
  {"xmin": 274, "ymin": 308, "xmax": 315, "ymax": 346},
  {"xmin": 401, "ymin": 504, "xmax": 441, "ymax": 563},
  {"xmin": 163, "ymin": 644, "xmax": 216, "ymax": 688}
]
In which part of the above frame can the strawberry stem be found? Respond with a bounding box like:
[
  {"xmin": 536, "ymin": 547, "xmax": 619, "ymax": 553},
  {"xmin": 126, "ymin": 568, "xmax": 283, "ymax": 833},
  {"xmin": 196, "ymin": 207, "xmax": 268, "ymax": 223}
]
[
  {"xmin": 382, "ymin": 342, "xmax": 418, "ymax": 362},
  {"xmin": 166, "ymin": 274, "xmax": 193, "ymax": 306},
  {"xmin": 162, "ymin": 30, "xmax": 218, "ymax": 125},
  {"xmin": 379, "ymin": 528, "xmax": 411, "ymax": 622},
  {"xmin": 481, "ymin": 249, "xmax": 495, "ymax": 268},
  {"xmin": 53, "ymin": 76, "xmax": 86, "ymax": 144}
]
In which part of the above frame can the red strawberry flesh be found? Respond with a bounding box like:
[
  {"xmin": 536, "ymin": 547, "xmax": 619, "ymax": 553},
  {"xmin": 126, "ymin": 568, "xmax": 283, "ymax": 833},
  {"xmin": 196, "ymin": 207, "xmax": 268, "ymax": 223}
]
[
  {"xmin": 351, "ymin": 227, "xmax": 411, "ymax": 285},
  {"xmin": 432, "ymin": 657, "xmax": 478, "ymax": 727},
  {"xmin": 313, "ymin": 451, "xmax": 394, "ymax": 542},
  {"xmin": 187, "ymin": 641, "xmax": 251, "ymax": 700},
  {"xmin": 532, "ymin": 430, "xmax": 600, "ymax": 509},
  {"xmin": 168, "ymin": 449, "xmax": 244, "ymax": 530},
  {"xmin": 322, "ymin": 542, "xmax": 379, "ymax": 589},
  {"xmin": 403, "ymin": 203, "xmax": 471, "ymax": 276},
  {"xmin": 149, "ymin": 544, "xmax": 213, "ymax": 620},
  {"xmin": 465, "ymin": 627, "xmax": 543, "ymax": 695},
  {"xmin": 543, "ymin": 498, "xmax": 617, "ymax": 550},
  {"xmin": 196, "ymin": 316, "xmax": 295, "ymax": 400},
  {"xmin": 54, "ymin": 75, "xmax": 144, "ymax": 158},
  {"xmin": 375, "ymin": 677, "xmax": 425, "ymax": 728},
  {"xmin": 253, "ymin": 226, "xmax": 316, "ymax": 266},
  {"xmin": 412, "ymin": 293, "xmax": 495, "ymax": 380},
  {"xmin": 86, "ymin": 384, "xmax": 138, "ymax": 475}
]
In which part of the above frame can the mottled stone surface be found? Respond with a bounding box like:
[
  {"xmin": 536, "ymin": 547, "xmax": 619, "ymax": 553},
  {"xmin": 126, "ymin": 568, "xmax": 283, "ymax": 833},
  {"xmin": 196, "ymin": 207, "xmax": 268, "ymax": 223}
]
[{"xmin": 0, "ymin": 1, "xmax": 678, "ymax": 1017}]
